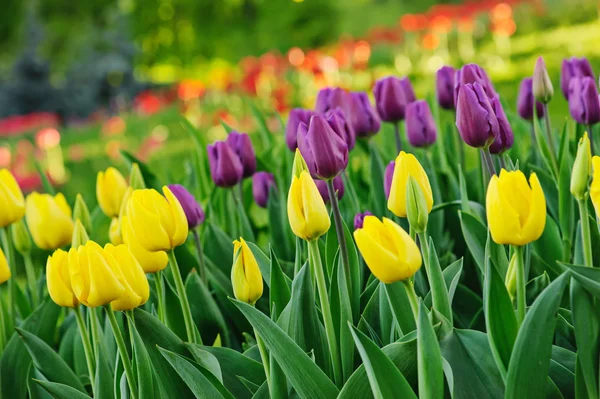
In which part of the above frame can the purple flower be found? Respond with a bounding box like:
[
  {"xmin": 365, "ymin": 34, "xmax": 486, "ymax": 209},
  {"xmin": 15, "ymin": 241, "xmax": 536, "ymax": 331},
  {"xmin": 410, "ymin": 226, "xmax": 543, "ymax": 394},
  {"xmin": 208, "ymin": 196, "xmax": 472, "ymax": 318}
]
[
  {"xmin": 568, "ymin": 77, "xmax": 600, "ymax": 125},
  {"xmin": 454, "ymin": 64, "xmax": 496, "ymax": 105},
  {"xmin": 405, "ymin": 100, "xmax": 437, "ymax": 147},
  {"xmin": 561, "ymin": 57, "xmax": 595, "ymax": 99},
  {"xmin": 489, "ymin": 97, "xmax": 514, "ymax": 154},
  {"xmin": 286, "ymin": 108, "xmax": 315, "ymax": 151},
  {"xmin": 226, "ymin": 131, "xmax": 256, "ymax": 178},
  {"xmin": 315, "ymin": 87, "xmax": 355, "ymax": 128},
  {"xmin": 252, "ymin": 172, "xmax": 276, "ymax": 208},
  {"xmin": 384, "ymin": 160, "xmax": 395, "ymax": 199},
  {"xmin": 517, "ymin": 78, "xmax": 544, "ymax": 120},
  {"xmin": 350, "ymin": 92, "xmax": 381, "ymax": 137},
  {"xmin": 167, "ymin": 184, "xmax": 205, "ymax": 229},
  {"xmin": 354, "ymin": 211, "xmax": 373, "ymax": 230},
  {"xmin": 315, "ymin": 175, "xmax": 344, "ymax": 204},
  {"xmin": 374, "ymin": 76, "xmax": 412, "ymax": 122},
  {"xmin": 455, "ymin": 82, "xmax": 500, "ymax": 148},
  {"xmin": 436, "ymin": 66, "xmax": 456, "ymax": 110},
  {"xmin": 325, "ymin": 107, "xmax": 356, "ymax": 150},
  {"xmin": 207, "ymin": 141, "xmax": 244, "ymax": 187},
  {"xmin": 297, "ymin": 114, "xmax": 349, "ymax": 180},
  {"xmin": 400, "ymin": 77, "xmax": 417, "ymax": 103}
]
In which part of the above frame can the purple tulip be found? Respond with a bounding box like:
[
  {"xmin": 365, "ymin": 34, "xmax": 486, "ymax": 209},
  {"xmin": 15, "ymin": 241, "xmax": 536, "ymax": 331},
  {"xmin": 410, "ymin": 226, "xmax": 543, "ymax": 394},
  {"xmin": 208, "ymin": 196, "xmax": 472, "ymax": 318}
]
[
  {"xmin": 561, "ymin": 57, "xmax": 595, "ymax": 99},
  {"xmin": 405, "ymin": 100, "xmax": 437, "ymax": 147},
  {"xmin": 286, "ymin": 108, "xmax": 315, "ymax": 151},
  {"xmin": 374, "ymin": 76, "xmax": 412, "ymax": 122},
  {"xmin": 252, "ymin": 172, "xmax": 276, "ymax": 208},
  {"xmin": 207, "ymin": 141, "xmax": 244, "ymax": 187},
  {"xmin": 297, "ymin": 115, "xmax": 348, "ymax": 180},
  {"xmin": 489, "ymin": 97, "xmax": 514, "ymax": 154},
  {"xmin": 325, "ymin": 107, "xmax": 356, "ymax": 150},
  {"xmin": 167, "ymin": 184, "xmax": 205, "ymax": 229},
  {"xmin": 354, "ymin": 211, "xmax": 373, "ymax": 230},
  {"xmin": 351, "ymin": 92, "xmax": 381, "ymax": 137},
  {"xmin": 315, "ymin": 175, "xmax": 344, "ymax": 204},
  {"xmin": 226, "ymin": 131, "xmax": 256, "ymax": 178},
  {"xmin": 400, "ymin": 77, "xmax": 417, "ymax": 103},
  {"xmin": 454, "ymin": 64, "xmax": 496, "ymax": 105},
  {"xmin": 455, "ymin": 82, "xmax": 500, "ymax": 148},
  {"xmin": 568, "ymin": 77, "xmax": 600, "ymax": 125},
  {"xmin": 315, "ymin": 87, "xmax": 355, "ymax": 128},
  {"xmin": 517, "ymin": 78, "xmax": 544, "ymax": 120},
  {"xmin": 436, "ymin": 66, "xmax": 456, "ymax": 110},
  {"xmin": 384, "ymin": 160, "xmax": 395, "ymax": 199}
]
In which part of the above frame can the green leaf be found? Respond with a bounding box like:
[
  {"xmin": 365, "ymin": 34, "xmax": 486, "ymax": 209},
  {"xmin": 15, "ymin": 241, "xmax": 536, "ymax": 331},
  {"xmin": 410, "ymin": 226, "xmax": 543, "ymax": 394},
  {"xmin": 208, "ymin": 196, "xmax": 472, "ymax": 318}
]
[
  {"xmin": 458, "ymin": 211, "xmax": 486, "ymax": 273},
  {"xmin": 246, "ymin": 242, "xmax": 272, "ymax": 288},
  {"xmin": 267, "ymin": 187, "xmax": 292, "ymax": 260},
  {"xmin": 220, "ymin": 119, "xmax": 234, "ymax": 133},
  {"xmin": 94, "ymin": 332, "xmax": 115, "ymax": 399},
  {"xmin": 533, "ymin": 112, "xmax": 559, "ymax": 180},
  {"xmin": 533, "ymin": 216, "xmax": 564, "ymax": 275},
  {"xmin": 485, "ymin": 232, "xmax": 509, "ymax": 279},
  {"xmin": 505, "ymin": 273, "xmax": 570, "ymax": 398},
  {"xmin": 186, "ymin": 344, "xmax": 223, "ymax": 382},
  {"xmin": 369, "ymin": 142, "xmax": 387, "ymax": 217},
  {"xmin": 558, "ymin": 262, "xmax": 600, "ymax": 297},
  {"xmin": 417, "ymin": 302, "xmax": 444, "ymax": 399},
  {"xmin": 33, "ymin": 159, "xmax": 56, "ymax": 195},
  {"xmin": 33, "ymin": 380, "xmax": 91, "ymax": 399},
  {"xmin": 426, "ymin": 238, "xmax": 453, "ymax": 323},
  {"xmin": 250, "ymin": 102, "xmax": 272, "ymax": 148},
  {"xmin": 333, "ymin": 251, "xmax": 354, "ymax": 383},
  {"xmin": 558, "ymin": 133, "xmax": 574, "ymax": 261},
  {"xmin": 383, "ymin": 282, "xmax": 416, "ymax": 336},
  {"xmin": 236, "ymin": 197, "xmax": 256, "ymax": 242},
  {"xmin": 120, "ymin": 150, "xmax": 162, "ymax": 191},
  {"xmin": 186, "ymin": 271, "xmax": 229, "ymax": 347},
  {"xmin": 129, "ymin": 316, "xmax": 156, "ymax": 399},
  {"xmin": 269, "ymin": 246, "xmax": 291, "ymax": 320}
]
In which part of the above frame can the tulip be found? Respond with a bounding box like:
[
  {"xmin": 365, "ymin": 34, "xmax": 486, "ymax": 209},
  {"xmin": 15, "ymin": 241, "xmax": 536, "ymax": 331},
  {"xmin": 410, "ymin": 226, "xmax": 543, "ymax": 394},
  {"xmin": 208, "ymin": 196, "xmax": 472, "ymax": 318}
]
[
  {"xmin": 561, "ymin": 57, "xmax": 595, "ymax": 99},
  {"xmin": 590, "ymin": 156, "xmax": 600, "ymax": 217},
  {"xmin": 109, "ymin": 218, "xmax": 123, "ymax": 245},
  {"xmin": 104, "ymin": 244, "xmax": 150, "ymax": 311},
  {"xmin": 0, "ymin": 168, "xmax": 25, "ymax": 228},
  {"xmin": 350, "ymin": 92, "xmax": 381, "ymax": 137},
  {"xmin": 167, "ymin": 184, "xmax": 205, "ymax": 229},
  {"xmin": 353, "ymin": 211, "xmax": 373, "ymax": 230},
  {"xmin": 400, "ymin": 77, "xmax": 417, "ymax": 104},
  {"xmin": 96, "ymin": 167, "xmax": 128, "ymax": 218},
  {"xmin": 384, "ymin": 160, "xmax": 395, "ymax": 200},
  {"xmin": 297, "ymin": 115, "xmax": 348, "ymax": 180},
  {"xmin": 436, "ymin": 66, "xmax": 456, "ymax": 110},
  {"xmin": 227, "ymin": 131, "xmax": 256, "ymax": 178},
  {"xmin": 11, "ymin": 219, "xmax": 31, "ymax": 254},
  {"xmin": 287, "ymin": 170, "xmax": 331, "ymax": 241},
  {"xmin": 0, "ymin": 247, "xmax": 10, "ymax": 285},
  {"xmin": 454, "ymin": 64, "xmax": 496, "ymax": 103},
  {"xmin": 571, "ymin": 132, "xmax": 592, "ymax": 200},
  {"xmin": 25, "ymin": 192, "xmax": 74, "ymax": 250},
  {"xmin": 489, "ymin": 97, "xmax": 514, "ymax": 154},
  {"xmin": 405, "ymin": 100, "xmax": 437, "ymax": 147},
  {"xmin": 406, "ymin": 176, "xmax": 429, "ymax": 234},
  {"xmin": 325, "ymin": 107, "xmax": 356, "ymax": 150},
  {"xmin": 315, "ymin": 175, "xmax": 344, "ymax": 204},
  {"xmin": 568, "ymin": 77, "xmax": 600, "ymax": 125},
  {"xmin": 455, "ymin": 82, "xmax": 500, "ymax": 148},
  {"xmin": 315, "ymin": 87, "xmax": 355, "ymax": 127},
  {"xmin": 252, "ymin": 172, "xmax": 276, "ymax": 208},
  {"xmin": 207, "ymin": 141, "xmax": 244, "ymax": 187},
  {"xmin": 286, "ymin": 108, "xmax": 315, "ymax": 151},
  {"xmin": 46, "ymin": 249, "xmax": 77, "ymax": 307},
  {"xmin": 388, "ymin": 152, "xmax": 433, "ymax": 218},
  {"xmin": 231, "ymin": 237, "xmax": 263, "ymax": 304},
  {"xmin": 486, "ymin": 169, "xmax": 546, "ymax": 246},
  {"xmin": 373, "ymin": 76, "xmax": 411, "ymax": 122},
  {"xmin": 126, "ymin": 187, "xmax": 188, "ymax": 252},
  {"xmin": 532, "ymin": 57, "xmax": 554, "ymax": 104},
  {"xmin": 517, "ymin": 78, "xmax": 544, "ymax": 120},
  {"xmin": 353, "ymin": 216, "xmax": 422, "ymax": 283},
  {"xmin": 122, "ymin": 215, "xmax": 168, "ymax": 273}
]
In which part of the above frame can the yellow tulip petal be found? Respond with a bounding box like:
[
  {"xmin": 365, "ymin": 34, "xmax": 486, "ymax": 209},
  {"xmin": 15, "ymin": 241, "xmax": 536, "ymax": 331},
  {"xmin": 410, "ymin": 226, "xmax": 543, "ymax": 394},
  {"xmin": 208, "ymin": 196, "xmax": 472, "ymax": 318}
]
[
  {"xmin": 127, "ymin": 190, "xmax": 171, "ymax": 251},
  {"xmin": 163, "ymin": 186, "xmax": 189, "ymax": 247},
  {"xmin": 46, "ymin": 249, "xmax": 77, "ymax": 307},
  {"xmin": 299, "ymin": 172, "xmax": 330, "ymax": 240},
  {"xmin": 383, "ymin": 218, "xmax": 422, "ymax": 277},
  {"xmin": 497, "ymin": 169, "xmax": 531, "ymax": 227},
  {"xmin": 97, "ymin": 168, "xmax": 129, "ymax": 217},
  {"xmin": 354, "ymin": 227, "xmax": 403, "ymax": 283},
  {"xmin": 0, "ymin": 169, "xmax": 25, "ymax": 227},
  {"xmin": 122, "ymin": 215, "xmax": 168, "ymax": 273},
  {"xmin": 287, "ymin": 176, "xmax": 308, "ymax": 240},
  {"xmin": 26, "ymin": 193, "xmax": 74, "ymax": 250},
  {"xmin": 521, "ymin": 173, "xmax": 547, "ymax": 245},
  {"xmin": 486, "ymin": 175, "xmax": 522, "ymax": 245},
  {"xmin": 0, "ymin": 247, "xmax": 11, "ymax": 284},
  {"xmin": 591, "ymin": 156, "xmax": 600, "ymax": 216}
]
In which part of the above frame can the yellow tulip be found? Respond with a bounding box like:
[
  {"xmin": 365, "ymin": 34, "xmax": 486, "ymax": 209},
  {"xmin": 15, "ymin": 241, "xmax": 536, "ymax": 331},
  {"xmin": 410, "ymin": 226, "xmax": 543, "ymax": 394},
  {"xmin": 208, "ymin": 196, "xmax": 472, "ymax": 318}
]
[
  {"xmin": 387, "ymin": 152, "xmax": 433, "ymax": 218},
  {"xmin": 68, "ymin": 241, "xmax": 125, "ymax": 307},
  {"xmin": 0, "ymin": 168, "xmax": 25, "ymax": 227},
  {"xmin": 486, "ymin": 169, "xmax": 546, "ymax": 246},
  {"xmin": 25, "ymin": 192, "xmax": 74, "ymax": 250},
  {"xmin": 590, "ymin": 156, "xmax": 600, "ymax": 217},
  {"xmin": 96, "ymin": 167, "xmax": 129, "ymax": 218},
  {"xmin": 231, "ymin": 238, "xmax": 263, "ymax": 304},
  {"xmin": 46, "ymin": 249, "xmax": 78, "ymax": 307},
  {"xmin": 122, "ymin": 215, "xmax": 168, "ymax": 273},
  {"xmin": 109, "ymin": 218, "xmax": 123, "ymax": 245},
  {"xmin": 287, "ymin": 170, "xmax": 331, "ymax": 241},
  {"xmin": 0, "ymin": 247, "xmax": 10, "ymax": 284},
  {"xmin": 104, "ymin": 244, "xmax": 150, "ymax": 311},
  {"xmin": 126, "ymin": 187, "xmax": 188, "ymax": 252},
  {"xmin": 353, "ymin": 216, "xmax": 422, "ymax": 283}
]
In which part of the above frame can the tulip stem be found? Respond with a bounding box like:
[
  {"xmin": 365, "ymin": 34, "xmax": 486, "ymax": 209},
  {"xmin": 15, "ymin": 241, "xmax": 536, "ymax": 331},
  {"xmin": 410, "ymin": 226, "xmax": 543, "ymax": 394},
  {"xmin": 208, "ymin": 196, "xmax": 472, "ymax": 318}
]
[
  {"xmin": 105, "ymin": 306, "xmax": 138, "ymax": 399},
  {"xmin": 88, "ymin": 307, "xmax": 101, "ymax": 361},
  {"xmin": 1, "ymin": 228, "xmax": 16, "ymax": 323},
  {"xmin": 192, "ymin": 229, "xmax": 208, "ymax": 285},
  {"xmin": 167, "ymin": 250, "xmax": 199, "ymax": 344},
  {"xmin": 0, "ymin": 291, "xmax": 5, "ymax": 351},
  {"xmin": 308, "ymin": 239, "xmax": 342, "ymax": 387},
  {"xmin": 394, "ymin": 122, "xmax": 403, "ymax": 154},
  {"xmin": 154, "ymin": 271, "xmax": 166, "ymax": 323},
  {"xmin": 74, "ymin": 307, "xmax": 95, "ymax": 393},
  {"xmin": 542, "ymin": 104, "xmax": 557, "ymax": 156},
  {"xmin": 23, "ymin": 253, "xmax": 38, "ymax": 308},
  {"xmin": 514, "ymin": 246, "xmax": 526, "ymax": 328},
  {"xmin": 497, "ymin": 154, "xmax": 507, "ymax": 170},
  {"xmin": 587, "ymin": 124, "xmax": 595, "ymax": 155},
  {"xmin": 326, "ymin": 179, "xmax": 352, "ymax": 300},
  {"xmin": 401, "ymin": 280, "xmax": 419, "ymax": 321},
  {"xmin": 577, "ymin": 199, "xmax": 594, "ymax": 267},
  {"xmin": 481, "ymin": 147, "xmax": 497, "ymax": 177},
  {"xmin": 417, "ymin": 232, "xmax": 430, "ymax": 274}
]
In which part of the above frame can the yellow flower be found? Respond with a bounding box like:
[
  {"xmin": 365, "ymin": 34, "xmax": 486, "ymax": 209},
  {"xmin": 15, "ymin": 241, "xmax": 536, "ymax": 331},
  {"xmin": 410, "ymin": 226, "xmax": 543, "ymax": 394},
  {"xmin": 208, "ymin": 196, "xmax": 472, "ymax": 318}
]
[
  {"xmin": 353, "ymin": 216, "xmax": 422, "ymax": 283},
  {"xmin": 0, "ymin": 169, "xmax": 25, "ymax": 227},
  {"xmin": 109, "ymin": 218, "xmax": 123, "ymax": 245},
  {"xmin": 387, "ymin": 152, "xmax": 433, "ymax": 217},
  {"xmin": 104, "ymin": 244, "xmax": 150, "ymax": 311},
  {"xmin": 0, "ymin": 247, "xmax": 10, "ymax": 284},
  {"xmin": 287, "ymin": 171, "xmax": 330, "ymax": 241},
  {"xmin": 96, "ymin": 167, "xmax": 129, "ymax": 218},
  {"xmin": 122, "ymin": 215, "xmax": 168, "ymax": 273},
  {"xmin": 231, "ymin": 238, "xmax": 263, "ymax": 304},
  {"xmin": 486, "ymin": 169, "xmax": 546, "ymax": 246},
  {"xmin": 68, "ymin": 241, "xmax": 125, "ymax": 307},
  {"xmin": 46, "ymin": 249, "xmax": 78, "ymax": 307},
  {"xmin": 25, "ymin": 192, "xmax": 74, "ymax": 250},
  {"xmin": 590, "ymin": 156, "xmax": 600, "ymax": 217},
  {"xmin": 126, "ymin": 187, "xmax": 188, "ymax": 252}
]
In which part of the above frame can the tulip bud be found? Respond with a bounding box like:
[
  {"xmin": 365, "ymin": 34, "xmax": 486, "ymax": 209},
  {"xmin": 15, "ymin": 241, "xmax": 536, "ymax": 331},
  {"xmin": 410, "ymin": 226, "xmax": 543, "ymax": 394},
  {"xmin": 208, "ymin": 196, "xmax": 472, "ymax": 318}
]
[
  {"xmin": 104, "ymin": 244, "xmax": 150, "ymax": 311},
  {"xmin": 0, "ymin": 247, "xmax": 10, "ymax": 285},
  {"xmin": 129, "ymin": 163, "xmax": 146, "ymax": 190},
  {"xmin": 373, "ymin": 76, "xmax": 410, "ymax": 122},
  {"xmin": 350, "ymin": 92, "xmax": 381, "ymax": 137},
  {"xmin": 454, "ymin": 64, "xmax": 496, "ymax": 103},
  {"xmin": 590, "ymin": 156, "xmax": 600, "ymax": 217},
  {"xmin": 455, "ymin": 82, "xmax": 500, "ymax": 148},
  {"xmin": 436, "ymin": 66, "xmax": 456, "ymax": 110},
  {"xmin": 505, "ymin": 252, "xmax": 517, "ymax": 300},
  {"xmin": 207, "ymin": 141, "xmax": 244, "ymax": 187},
  {"xmin": 109, "ymin": 218, "xmax": 123, "ymax": 245},
  {"xmin": 568, "ymin": 77, "xmax": 600, "ymax": 125},
  {"xmin": 231, "ymin": 237, "xmax": 263, "ymax": 304},
  {"xmin": 571, "ymin": 132, "xmax": 592, "ymax": 200},
  {"xmin": 252, "ymin": 172, "xmax": 276, "ymax": 208},
  {"xmin": 286, "ymin": 109, "xmax": 315, "ymax": 151},
  {"xmin": 47, "ymin": 249, "xmax": 77, "ymax": 307},
  {"xmin": 97, "ymin": 167, "xmax": 129, "ymax": 218},
  {"xmin": 532, "ymin": 57, "xmax": 554, "ymax": 104},
  {"xmin": 0, "ymin": 168, "xmax": 25, "ymax": 228},
  {"xmin": 73, "ymin": 194, "xmax": 92, "ymax": 233},
  {"xmin": 297, "ymin": 115, "xmax": 348, "ymax": 180},
  {"xmin": 315, "ymin": 175, "xmax": 344, "ymax": 204},
  {"xmin": 406, "ymin": 176, "xmax": 429, "ymax": 234},
  {"xmin": 287, "ymin": 170, "xmax": 331, "ymax": 241},
  {"xmin": 384, "ymin": 161, "xmax": 395, "ymax": 200},
  {"xmin": 517, "ymin": 78, "xmax": 544, "ymax": 121},
  {"xmin": 489, "ymin": 97, "xmax": 514, "ymax": 155},
  {"xmin": 71, "ymin": 219, "xmax": 90, "ymax": 248},
  {"xmin": 325, "ymin": 107, "xmax": 356, "ymax": 150},
  {"xmin": 167, "ymin": 184, "xmax": 205, "ymax": 229},
  {"xmin": 25, "ymin": 192, "xmax": 74, "ymax": 250},
  {"xmin": 561, "ymin": 57, "xmax": 595, "ymax": 99},
  {"xmin": 11, "ymin": 219, "xmax": 31, "ymax": 254},
  {"xmin": 387, "ymin": 152, "xmax": 433, "ymax": 218},
  {"xmin": 227, "ymin": 131, "xmax": 257, "ymax": 178},
  {"xmin": 353, "ymin": 211, "xmax": 373, "ymax": 230},
  {"xmin": 405, "ymin": 100, "xmax": 437, "ymax": 147},
  {"xmin": 292, "ymin": 149, "xmax": 310, "ymax": 179}
]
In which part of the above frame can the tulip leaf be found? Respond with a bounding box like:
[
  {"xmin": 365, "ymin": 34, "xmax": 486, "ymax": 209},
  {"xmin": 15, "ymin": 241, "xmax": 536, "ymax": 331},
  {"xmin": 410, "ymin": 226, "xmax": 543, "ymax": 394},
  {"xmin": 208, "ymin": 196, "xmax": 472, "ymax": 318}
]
[
  {"xmin": 180, "ymin": 116, "xmax": 212, "ymax": 200},
  {"xmin": 267, "ymin": 186, "xmax": 292, "ymax": 260},
  {"xmin": 186, "ymin": 271, "xmax": 229, "ymax": 347},
  {"xmin": 532, "ymin": 216, "xmax": 564, "ymax": 276},
  {"xmin": 249, "ymin": 102, "xmax": 273, "ymax": 148},
  {"xmin": 458, "ymin": 210, "xmax": 486, "ymax": 274},
  {"xmin": 120, "ymin": 150, "xmax": 162, "ymax": 191},
  {"xmin": 532, "ymin": 113, "xmax": 559, "ymax": 180},
  {"xmin": 426, "ymin": 238, "xmax": 453, "ymax": 323},
  {"xmin": 33, "ymin": 380, "xmax": 91, "ymax": 399},
  {"xmin": 235, "ymin": 195, "xmax": 256, "ymax": 242},
  {"xmin": 269, "ymin": 246, "xmax": 291, "ymax": 321},
  {"xmin": 417, "ymin": 301, "xmax": 444, "ymax": 399},
  {"xmin": 203, "ymin": 223, "xmax": 235, "ymax": 276},
  {"xmin": 94, "ymin": 326, "xmax": 115, "ymax": 399},
  {"xmin": 505, "ymin": 273, "xmax": 570, "ymax": 398},
  {"xmin": 330, "ymin": 251, "xmax": 354, "ymax": 383},
  {"xmin": 186, "ymin": 344, "xmax": 223, "ymax": 382},
  {"xmin": 558, "ymin": 262, "xmax": 600, "ymax": 297},
  {"xmin": 246, "ymin": 242, "xmax": 271, "ymax": 288},
  {"xmin": 383, "ymin": 282, "xmax": 416, "ymax": 336},
  {"xmin": 369, "ymin": 142, "xmax": 387, "ymax": 217},
  {"xmin": 231, "ymin": 298, "xmax": 339, "ymax": 399},
  {"xmin": 558, "ymin": 131, "xmax": 574, "ymax": 261},
  {"xmin": 485, "ymin": 231, "xmax": 509, "ymax": 279},
  {"xmin": 128, "ymin": 316, "xmax": 157, "ymax": 399},
  {"xmin": 530, "ymin": 164, "xmax": 559, "ymax": 223},
  {"xmin": 220, "ymin": 119, "xmax": 234, "ymax": 134}
]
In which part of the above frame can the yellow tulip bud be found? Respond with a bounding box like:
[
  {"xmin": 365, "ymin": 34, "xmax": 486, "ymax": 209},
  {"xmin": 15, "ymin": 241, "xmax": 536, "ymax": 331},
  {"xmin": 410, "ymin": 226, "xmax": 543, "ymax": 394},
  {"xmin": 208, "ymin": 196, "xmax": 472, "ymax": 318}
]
[
  {"xmin": 73, "ymin": 194, "xmax": 92, "ymax": 232},
  {"xmin": 0, "ymin": 247, "xmax": 10, "ymax": 284},
  {"xmin": 590, "ymin": 156, "xmax": 600, "ymax": 217},
  {"xmin": 353, "ymin": 216, "xmax": 422, "ymax": 283},
  {"xmin": 25, "ymin": 192, "xmax": 74, "ymax": 250},
  {"xmin": 0, "ymin": 168, "xmax": 25, "ymax": 228},
  {"xmin": 505, "ymin": 252, "xmax": 517, "ymax": 301},
  {"xmin": 570, "ymin": 132, "xmax": 592, "ymax": 200},
  {"xmin": 11, "ymin": 219, "xmax": 31, "ymax": 254},
  {"xmin": 72, "ymin": 219, "xmax": 90, "ymax": 248},
  {"xmin": 231, "ymin": 238, "xmax": 263, "ymax": 304},
  {"xmin": 287, "ymin": 170, "xmax": 330, "ymax": 241},
  {"xmin": 46, "ymin": 249, "xmax": 78, "ymax": 307},
  {"xmin": 486, "ymin": 169, "xmax": 547, "ymax": 246},
  {"xmin": 387, "ymin": 152, "xmax": 433, "ymax": 218},
  {"xmin": 122, "ymin": 215, "xmax": 168, "ymax": 273},
  {"xmin": 97, "ymin": 167, "xmax": 128, "ymax": 218},
  {"xmin": 104, "ymin": 244, "xmax": 150, "ymax": 311},
  {"xmin": 126, "ymin": 186, "xmax": 188, "ymax": 251},
  {"xmin": 129, "ymin": 163, "xmax": 146, "ymax": 190},
  {"xmin": 406, "ymin": 176, "xmax": 429, "ymax": 234},
  {"xmin": 68, "ymin": 241, "xmax": 125, "ymax": 307},
  {"xmin": 109, "ymin": 218, "xmax": 123, "ymax": 245}
]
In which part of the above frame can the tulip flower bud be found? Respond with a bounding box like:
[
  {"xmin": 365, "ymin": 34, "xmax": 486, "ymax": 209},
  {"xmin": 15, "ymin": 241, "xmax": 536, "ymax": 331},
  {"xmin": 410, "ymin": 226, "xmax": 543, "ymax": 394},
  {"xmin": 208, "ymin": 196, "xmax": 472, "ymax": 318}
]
[
  {"xmin": 25, "ymin": 192, "xmax": 74, "ymax": 250},
  {"xmin": 353, "ymin": 211, "xmax": 373, "ymax": 230},
  {"xmin": 532, "ymin": 57, "xmax": 554, "ymax": 104},
  {"xmin": 286, "ymin": 108, "xmax": 315, "ymax": 151},
  {"xmin": 11, "ymin": 219, "xmax": 31, "ymax": 254},
  {"xmin": 47, "ymin": 249, "xmax": 77, "ymax": 307},
  {"xmin": 252, "ymin": 172, "xmax": 276, "ymax": 208},
  {"xmin": 72, "ymin": 219, "xmax": 90, "ymax": 248},
  {"xmin": 73, "ymin": 194, "xmax": 92, "ymax": 233},
  {"xmin": 231, "ymin": 237, "xmax": 263, "ymax": 304},
  {"xmin": 0, "ymin": 168, "xmax": 25, "ymax": 228},
  {"xmin": 207, "ymin": 141, "xmax": 244, "ymax": 187},
  {"xmin": 0, "ymin": 247, "xmax": 10, "ymax": 285},
  {"xmin": 354, "ymin": 216, "xmax": 422, "ymax": 283},
  {"xmin": 287, "ymin": 170, "xmax": 331, "ymax": 241},
  {"xmin": 315, "ymin": 175, "xmax": 344, "ymax": 204},
  {"xmin": 167, "ymin": 184, "xmax": 205, "ymax": 229},
  {"xmin": 406, "ymin": 176, "xmax": 429, "ymax": 234},
  {"xmin": 388, "ymin": 152, "xmax": 433, "ymax": 218},
  {"xmin": 455, "ymin": 83, "xmax": 500, "ymax": 148},
  {"xmin": 505, "ymin": 252, "xmax": 517, "ymax": 300},
  {"xmin": 227, "ymin": 131, "xmax": 257, "ymax": 178},
  {"xmin": 489, "ymin": 97, "xmax": 514, "ymax": 155},
  {"xmin": 517, "ymin": 78, "xmax": 544, "ymax": 121},
  {"xmin": 405, "ymin": 100, "xmax": 437, "ymax": 147},
  {"xmin": 373, "ymin": 76, "xmax": 411, "ymax": 122},
  {"xmin": 129, "ymin": 163, "xmax": 146, "ymax": 190},
  {"xmin": 561, "ymin": 57, "xmax": 595, "ymax": 99},
  {"xmin": 384, "ymin": 161, "xmax": 395, "ymax": 200},
  {"xmin": 436, "ymin": 66, "xmax": 456, "ymax": 110},
  {"xmin": 454, "ymin": 64, "xmax": 496, "ymax": 103},
  {"xmin": 325, "ymin": 107, "xmax": 356, "ymax": 150},
  {"xmin": 568, "ymin": 77, "xmax": 600, "ymax": 125},
  {"xmin": 292, "ymin": 149, "xmax": 310, "ymax": 179},
  {"xmin": 97, "ymin": 167, "xmax": 129, "ymax": 218},
  {"xmin": 350, "ymin": 92, "xmax": 381, "ymax": 137},
  {"xmin": 590, "ymin": 156, "xmax": 600, "ymax": 217},
  {"xmin": 104, "ymin": 244, "xmax": 150, "ymax": 311},
  {"xmin": 571, "ymin": 132, "xmax": 592, "ymax": 200},
  {"xmin": 109, "ymin": 218, "xmax": 123, "ymax": 245}
]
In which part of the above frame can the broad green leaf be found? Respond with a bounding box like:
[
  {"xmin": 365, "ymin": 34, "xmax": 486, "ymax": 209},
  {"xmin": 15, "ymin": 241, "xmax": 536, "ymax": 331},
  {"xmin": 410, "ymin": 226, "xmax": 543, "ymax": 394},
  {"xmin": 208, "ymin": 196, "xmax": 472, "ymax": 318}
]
[
  {"xmin": 383, "ymin": 282, "xmax": 416, "ymax": 336},
  {"xmin": 458, "ymin": 211, "xmax": 486, "ymax": 273},
  {"xmin": 186, "ymin": 344, "xmax": 223, "ymax": 382},
  {"xmin": 269, "ymin": 246, "xmax": 291, "ymax": 320},
  {"xmin": 236, "ymin": 197, "xmax": 256, "ymax": 242},
  {"xmin": 332, "ymin": 251, "xmax": 354, "ymax": 383},
  {"xmin": 532, "ymin": 112, "xmax": 559, "ymax": 180},
  {"xmin": 426, "ymin": 238, "xmax": 452, "ymax": 323},
  {"xmin": 485, "ymin": 232, "xmax": 509, "ymax": 279},
  {"xmin": 186, "ymin": 271, "xmax": 229, "ymax": 346},
  {"xmin": 558, "ymin": 262, "xmax": 600, "ymax": 297},
  {"xmin": 33, "ymin": 381, "xmax": 91, "ymax": 399},
  {"xmin": 558, "ymin": 130, "xmax": 574, "ymax": 262},
  {"xmin": 129, "ymin": 316, "xmax": 156, "ymax": 399},
  {"xmin": 94, "ymin": 332, "xmax": 115, "ymax": 399},
  {"xmin": 417, "ymin": 302, "xmax": 444, "ymax": 399},
  {"xmin": 533, "ymin": 216, "xmax": 564, "ymax": 274}
]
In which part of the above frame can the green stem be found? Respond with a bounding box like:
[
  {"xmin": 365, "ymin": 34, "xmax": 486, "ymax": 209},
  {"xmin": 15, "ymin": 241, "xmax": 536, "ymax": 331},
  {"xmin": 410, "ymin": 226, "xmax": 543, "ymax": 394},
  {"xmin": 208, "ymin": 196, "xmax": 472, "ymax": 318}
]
[
  {"xmin": 154, "ymin": 271, "xmax": 166, "ymax": 323},
  {"xmin": 578, "ymin": 199, "xmax": 594, "ymax": 267},
  {"xmin": 74, "ymin": 307, "xmax": 95, "ymax": 393},
  {"xmin": 401, "ymin": 280, "xmax": 419, "ymax": 321},
  {"xmin": 192, "ymin": 229, "xmax": 207, "ymax": 285},
  {"xmin": 481, "ymin": 147, "xmax": 497, "ymax": 177},
  {"xmin": 167, "ymin": 250, "xmax": 199, "ymax": 344},
  {"xmin": 342, "ymin": 171, "xmax": 360, "ymax": 216},
  {"xmin": 1, "ymin": 228, "xmax": 16, "ymax": 323},
  {"xmin": 254, "ymin": 327, "xmax": 271, "ymax": 392},
  {"xmin": 417, "ymin": 231, "xmax": 430, "ymax": 277},
  {"xmin": 394, "ymin": 122, "xmax": 402, "ymax": 154},
  {"xmin": 514, "ymin": 246, "xmax": 526, "ymax": 327},
  {"xmin": 307, "ymin": 240, "xmax": 342, "ymax": 387},
  {"xmin": 543, "ymin": 104, "xmax": 557, "ymax": 156},
  {"xmin": 105, "ymin": 306, "xmax": 138, "ymax": 399},
  {"xmin": 0, "ymin": 290, "xmax": 5, "ymax": 351},
  {"xmin": 23, "ymin": 253, "xmax": 38, "ymax": 308},
  {"xmin": 326, "ymin": 179, "xmax": 352, "ymax": 301},
  {"xmin": 89, "ymin": 307, "xmax": 101, "ymax": 361}
]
